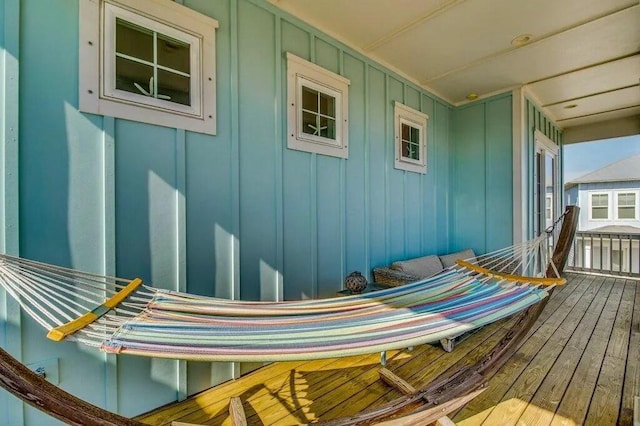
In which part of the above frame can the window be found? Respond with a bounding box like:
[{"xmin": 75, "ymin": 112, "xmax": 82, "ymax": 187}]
[
  {"xmin": 590, "ymin": 193, "xmax": 609, "ymax": 220},
  {"xmin": 545, "ymin": 195, "xmax": 553, "ymax": 220},
  {"xmin": 394, "ymin": 102, "xmax": 428, "ymax": 174},
  {"xmin": 616, "ymin": 192, "xmax": 637, "ymax": 219},
  {"xmin": 79, "ymin": 0, "xmax": 218, "ymax": 135},
  {"xmin": 287, "ymin": 53, "xmax": 350, "ymax": 158}
]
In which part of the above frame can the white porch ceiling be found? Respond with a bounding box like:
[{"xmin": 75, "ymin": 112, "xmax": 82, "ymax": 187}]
[{"xmin": 270, "ymin": 0, "xmax": 640, "ymax": 139}]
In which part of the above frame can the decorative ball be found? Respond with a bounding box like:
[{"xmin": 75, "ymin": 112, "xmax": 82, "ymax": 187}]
[{"xmin": 344, "ymin": 271, "xmax": 367, "ymax": 293}]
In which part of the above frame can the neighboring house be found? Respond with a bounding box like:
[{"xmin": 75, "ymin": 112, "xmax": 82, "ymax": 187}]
[{"xmin": 564, "ymin": 155, "xmax": 640, "ymax": 274}]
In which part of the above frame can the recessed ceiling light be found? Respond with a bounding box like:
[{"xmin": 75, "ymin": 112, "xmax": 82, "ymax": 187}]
[
  {"xmin": 564, "ymin": 104, "xmax": 578, "ymax": 109},
  {"xmin": 466, "ymin": 93, "xmax": 479, "ymax": 101},
  {"xmin": 511, "ymin": 34, "xmax": 533, "ymax": 47}
]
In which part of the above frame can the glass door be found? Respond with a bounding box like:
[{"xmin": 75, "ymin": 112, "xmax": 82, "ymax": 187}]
[{"xmin": 534, "ymin": 130, "xmax": 560, "ymax": 239}]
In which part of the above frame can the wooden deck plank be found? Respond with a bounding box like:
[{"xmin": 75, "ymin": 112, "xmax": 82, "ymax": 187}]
[
  {"xmin": 549, "ymin": 278, "xmax": 629, "ymax": 426},
  {"xmin": 517, "ymin": 275, "xmax": 617, "ymax": 425},
  {"xmin": 453, "ymin": 273, "xmax": 595, "ymax": 425},
  {"xmin": 137, "ymin": 359, "xmax": 315, "ymax": 424},
  {"xmin": 177, "ymin": 351, "xmax": 399, "ymax": 426},
  {"xmin": 252, "ymin": 351, "xmax": 409, "ymax": 425},
  {"xmin": 447, "ymin": 275, "xmax": 579, "ymax": 424},
  {"xmin": 314, "ymin": 317, "xmax": 517, "ymax": 423},
  {"xmin": 619, "ymin": 280, "xmax": 640, "ymax": 426},
  {"xmin": 584, "ymin": 279, "xmax": 636, "ymax": 426},
  {"xmin": 476, "ymin": 275, "xmax": 610, "ymax": 426},
  {"xmin": 255, "ymin": 344, "xmax": 447, "ymax": 425}
]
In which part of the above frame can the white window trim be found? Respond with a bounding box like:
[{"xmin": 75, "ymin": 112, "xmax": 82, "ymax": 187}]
[
  {"xmin": 79, "ymin": 0, "xmax": 218, "ymax": 135},
  {"xmin": 286, "ymin": 52, "xmax": 350, "ymax": 159},
  {"xmin": 394, "ymin": 102, "xmax": 428, "ymax": 174},
  {"xmin": 588, "ymin": 191, "xmax": 610, "ymax": 221},
  {"xmin": 614, "ymin": 190, "xmax": 639, "ymax": 220},
  {"xmin": 545, "ymin": 195, "xmax": 553, "ymax": 220}
]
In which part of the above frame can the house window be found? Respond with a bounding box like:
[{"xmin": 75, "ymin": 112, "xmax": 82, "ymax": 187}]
[
  {"xmin": 616, "ymin": 192, "xmax": 637, "ymax": 219},
  {"xmin": 394, "ymin": 102, "xmax": 428, "ymax": 174},
  {"xmin": 287, "ymin": 53, "xmax": 350, "ymax": 158},
  {"xmin": 111, "ymin": 16, "xmax": 192, "ymax": 108},
  {"xmin": 545, "ymin": 195, "xmax": 552, "ymax": 220},
  {"xmin": 79, "ymin": 0, "xmax": 218, "ymax": 135},
  {"xmin": 590, "ymin": 193, "xmax": 609, "ymax": 220}
]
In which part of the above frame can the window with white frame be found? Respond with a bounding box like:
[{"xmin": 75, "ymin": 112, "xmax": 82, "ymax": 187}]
[
  {"xmin": 287, "ymin": 53, "xmax": 350, "ymax": 158},
  {"xmin": 590, "ymin": 192, "xmax": 609, "ymax": 220},
  {"xmin": 394, "ymin": 102, "xmax": 428, "ymax": 174},
  {"xmin": 79, "ymin": 0, "xmax": 218, "ymax": 135},
  {"xmin": 616, "ymin": 192, "xmax": 637, "ymax": 219},
  {"xmin": 545, "ymin": 195, "xmax": 553, "ymax": 220}
]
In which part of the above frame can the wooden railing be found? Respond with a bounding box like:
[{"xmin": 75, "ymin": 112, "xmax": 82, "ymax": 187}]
[{"xmin": 566, "ymin": 231, "xmax": 640, "ymax": 278}]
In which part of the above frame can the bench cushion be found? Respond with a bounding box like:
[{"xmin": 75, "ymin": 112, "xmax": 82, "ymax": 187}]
[
  {"xmin": 391, "ymin": 255, "xmax": 444, "ymax": 278},
  {"xmin": 439, "ymin": 248, "xmax": 476, "ymax": 268}
]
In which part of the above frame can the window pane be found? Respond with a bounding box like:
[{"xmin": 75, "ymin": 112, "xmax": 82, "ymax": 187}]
[
  {"xmin": 319, "ymin": 92, "xmax": 335, "ymax": 117},
  {"xmin": 402, "ymin": 141, "xmax": 419, "ymax": 160},
  {"xmin": 302, "ymin": 86, "xmax": 318, "ymax": 113},
  {"xmin": 157, "ymin": 69, "xmax": 190, "ymax": 106},
  {"xmin": 409, "ymin": 143, "xmax": 419, "ymax": 160},
  {"xmin": 157, "ymin": 33, "xmax": 190, "ymax": 74},
  {"xmin": 618, "ymin": 193, "xmax": 635, "ymax": 206},
  {"xmin": 116, "ymin": 19, "xmax": 153, "ymax": 63},
  {"xmin": 619, "ymin": 206, "xmax": 635, "ymax": 219},
  {"xmin": 402, "ymin": 123, "xmax": 410, "ymax": 141},
  {"xmin": 115, "ymin": 56, "xmax": 154, "ymax": 97},
  {"xmin": 302, "ymin": 111, "xmax": 317, "ymax": 136},
  {"xmin": 410, "ymin": 126, "xmax": 420, "ymax": 143},
  {"xmin": 592, "ymin": 194, "xmax": 608, "ymax": 207},
  {"xmin": 319, "ymin": 117, "xmax": 336, "ymax": 139},
  {"xmin": 592, "ymin": 206, "xmax": 608, "ymax": 219}
]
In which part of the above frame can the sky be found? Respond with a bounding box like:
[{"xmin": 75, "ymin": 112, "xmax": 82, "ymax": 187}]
[{"xmin": 563, "ymin": 134, "xmax": 640, "ymax": 183}]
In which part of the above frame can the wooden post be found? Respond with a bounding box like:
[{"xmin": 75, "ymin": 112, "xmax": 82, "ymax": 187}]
[
  {"xmin": 229, "ymin": 396, "xmax": 247, "ymax": 426},
  {"xmin": 378, "ymin": 368, "xmax": 417, "ymax": 396}
]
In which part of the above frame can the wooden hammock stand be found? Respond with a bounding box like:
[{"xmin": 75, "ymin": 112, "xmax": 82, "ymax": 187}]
[{"xmin": 0, "ymin": 206, "xmax": 579, "ymax": 425}]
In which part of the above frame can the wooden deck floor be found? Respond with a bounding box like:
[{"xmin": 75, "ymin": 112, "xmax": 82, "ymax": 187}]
[{"xmin": 138, "ymin": 273, "xmax": 639, "ymax": 425}]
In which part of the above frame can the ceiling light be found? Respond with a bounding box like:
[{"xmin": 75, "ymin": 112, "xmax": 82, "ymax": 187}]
[
  {"xmin": 511, "ymin": 34, "xmax": 533, "ymax": 47},
  {"xmin": 466, "ymin": 93, "xmax": 479, "ymax": 101},
  {"xmin": 564, "ymin": 104, "xmax": 578, "ymax": 109}
]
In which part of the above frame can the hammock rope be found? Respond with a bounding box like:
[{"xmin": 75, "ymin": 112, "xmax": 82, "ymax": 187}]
[{"xmin": 0, "ymin": 231, "xmax": 563, "ymax": 362}]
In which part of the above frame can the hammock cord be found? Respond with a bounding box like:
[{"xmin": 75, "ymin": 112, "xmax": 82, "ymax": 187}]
[{"xmin": 0, "ymin": 229, "xmax": 563, "ymax": 362}]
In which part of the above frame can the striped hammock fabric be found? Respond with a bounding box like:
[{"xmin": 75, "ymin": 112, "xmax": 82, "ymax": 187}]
[{"xmin": 0, "ymin": 234, "xmax": 560, "ymax": 362}]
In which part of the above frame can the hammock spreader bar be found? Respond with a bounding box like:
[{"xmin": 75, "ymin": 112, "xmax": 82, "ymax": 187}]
[
  {"xmin": 46, "ymin": 278, "xmax": 143, "ymax": 342},
  {"xmin": 455, "ymin": 260, "xmax": 566, "ymax": 286}
]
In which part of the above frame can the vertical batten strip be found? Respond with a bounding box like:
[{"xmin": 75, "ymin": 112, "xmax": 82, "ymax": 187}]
[
  {"xmin": 0, "ymin": 0, "xmax": 22, "ymax": 424},
  {"xmin": 483, "ymin": 101, "xmax": 488, "ymax": 254},
  {"xmin": 274, "ymin": 16, "xmax": 284, "ymax": 302},
  {"xmin": 175, "ymin": 128, "xmax": 187, "ymax": 400},
  {"xmin": 309, "ymin": 35, "xmax": 318, "ymax": 299},
  {"xmin": 384, "ymin": 74, "xmax": 390, "ymax": 265},
  {"xmin": 229, "ymin": 0, "xmax": 241, "ymax": 380},
  {"xmin": 101, "ymin": 116, "xmax": 118, "ymax": 413},
  {"xmin": 363, "ymin": 64, "xmax": 371, "ymax": 278},
  {"xmin": 418, "ymin": 92, "xmax": 424, "ymax": 255},
  {"xmin": 512, "ymin": 88, "xmax": 525, "ymax": 245},
  {"xmin": 402, "ymin": 84, "xmax": 408, "ymax": 259},
  {"xmin": 339, "ymin": 49, "xmax": 346, "ymax": 284}
]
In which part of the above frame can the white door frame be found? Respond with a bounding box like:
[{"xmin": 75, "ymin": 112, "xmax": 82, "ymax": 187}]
[{"xmin": 534, "ymin": 129, "xmax": 560, "ymax": 236}]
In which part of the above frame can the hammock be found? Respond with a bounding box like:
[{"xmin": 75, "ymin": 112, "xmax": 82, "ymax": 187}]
[{"xmin": 0, "ymin": 233, "xmax": 563, "ymax": 362}]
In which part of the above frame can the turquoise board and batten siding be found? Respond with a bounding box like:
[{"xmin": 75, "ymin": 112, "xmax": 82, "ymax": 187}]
[
  {"xmin": 0, "ymin": 0, "xmax": 459, "ymax": 422},
  {"xmin": 451, "ymin": 94, "xmax": 514, "ymax": 254}
]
